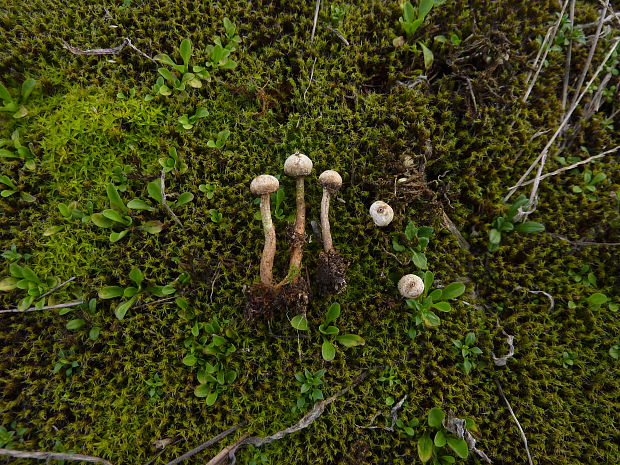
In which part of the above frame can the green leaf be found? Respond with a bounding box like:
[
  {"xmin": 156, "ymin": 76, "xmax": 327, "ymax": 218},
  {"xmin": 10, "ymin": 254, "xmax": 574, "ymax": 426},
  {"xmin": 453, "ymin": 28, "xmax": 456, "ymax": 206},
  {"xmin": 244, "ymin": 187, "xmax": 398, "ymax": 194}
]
[
  {"xmin": 514, "ymin": 222, "xmax": 545, "ymax": 233},
  {"xmin": 428, "ymin": 407, "xmax": 445, "ymax": 427},
  {"xmin": 434, "ymin": 430, "xmax": 447, "ymax": 447},
  {"xmin": 0, "ymin": 83, "xmax": 12, "ymax": 101},
  {"xmin": 194, "ymin": 384, "xmax": 210, "ymax": 397},
  {"xmin": 423, "ymin": 311, "xmax": 441, "ymax": 327},
  {"xmin": 180, "ymin": 39, "xmax": 192, "ymax": 68},
  {"xmin": 431, "ymin": 301, "xmax": 451, "ymax": 312},
  {"xmin": 89, "ymin": 326, "xmax": 101, "ymax": 340},
  {"xmin": 419, "ymin": 0, "xmax": 434, "ymax": 19},
  {"xmin": 418, "ymin": 434, "xmax": 434, "ymax": 463},
  {"xmin": 43, "ymin": 225, "xmax": 64, "ymax": 236},
  {"xmin": 325, "ymin": 302, "xmax": 341, "ymax": 324},
  {"xmin": 206, "ymin": 391, "xmax": 218, "ymax": 405},
  {"xmin": 0, "ymin": 277, "xmax": 19, "ymax": 291},
  {"xmin": 392, "ymin": 236, "xmax": 406, "ymax": 252},
  {"xmin": 129, "ymin": 268, "xmax": 143, "ymax": 287},
  {"xmin": 419, "ymin": 42, "xmax": 434, "ymax": 69},
  {"xmin": 411, "ymin": 250, "xmax": 428, "ymax": 269},
  {"xmin": 465, "ymin": 332, "xmax": 476, "ymax": 346},
  {"xmin": 66, "ymin": 318, "xmax": 85, "ymax": 330},
  {"xmin": 319, "ymin": 324, "xmax": 340, "ymax": 335},
  {"xmin": 114, "ymin": 296, "xmax": 137, "ymax": 320},
  {"xmin": 90, "ymin": 213, "xmax": 114, "ymax": 228},
  {"xmin": 109, "ymin": 230, "xmax": 129, "ymax": 243},
  {"xmin": 148, "ymin": 285, "xmax": 176, "ymax": 297},
  {"xmin": 405, "ymin": 222, "xmax": 417, "ymax": 241},
  {"xmin": 587, "ymin": 293, "xmax": 608, "ymax": 306},
  {"xmin": 154, "ymin": 53, "xmax": 177, "ymax": 67},
  {"xmin": 489, "ymin": 228, "xmax": 501, "ymax": 245},
  {"xmin": 19, "ymin": 266, "xmax": 41, "ymax": 284},
  {"xmin": 127, "ymin": 198, "xmax": 155, "ymax": 211},
  {"xmin": 446, "ymin": 437, "xmax": 469, "ymax": 458},
  {"xmin": 175, "ymin": 192, "xmax": 194, "ymax": 207},
  {"xmin": 441, "ymin": 282, "xmax": 466, "ymax": 300},
  {"xmin": 102, "ymin": 209, "xmax": 128, "ymax": 224},
  {"xmin": 402, "ymin": 1, "xmax": 415, "ymax": 23},
  {"xmin": 195, "ymin": 108, "xmax": 209, "ymax": 118},
  {"xmin": 335, "ymin": 334, "xmax": 365, "ymax": 347},
  {"xmin": 138, "ymin": 220, "xmax": 164, "ymax": 234},
  {"xmin": 147, "ymin": 180, "xmax": 163, "ymax": 204},
  {"xmin": 106, "ymin": 184, "xmax": 127, "ymax": 213},
  {"xmin": 158, "ymin": 67, "xmax": 176, "ymax": 83},
  {"xmin": 183, "ymin": 354, "xmax": 197, "ymax": 366},
  {"xmin": 291, "ymin": 315, "xmax": 309, "ymax": 331},
  {"xmin": 322, "ymin": 339, "xmax": 336, "ymax": 361},
  {"xmin": 423, "ymin": 271, "xmax": 435, "ymax": 292},
  {"xmin": 13, "ymin": 106, "xmax": 28, "ymax": 118}
]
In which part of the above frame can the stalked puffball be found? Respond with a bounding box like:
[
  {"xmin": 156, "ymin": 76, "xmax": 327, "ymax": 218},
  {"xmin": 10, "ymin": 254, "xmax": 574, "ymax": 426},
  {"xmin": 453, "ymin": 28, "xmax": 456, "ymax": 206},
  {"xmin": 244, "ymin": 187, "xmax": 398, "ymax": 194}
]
[
  {"xmin": 398, "ymin": 274, "xmax": 424, "ymax": 299},
  {"xmin": 369, "ymin": 201, "xmax": 394, "ymax": 227}
]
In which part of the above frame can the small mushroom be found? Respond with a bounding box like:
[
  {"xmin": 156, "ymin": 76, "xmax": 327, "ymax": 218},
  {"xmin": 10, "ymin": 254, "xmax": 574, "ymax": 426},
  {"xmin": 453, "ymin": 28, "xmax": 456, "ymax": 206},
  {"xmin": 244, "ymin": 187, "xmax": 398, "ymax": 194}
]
[
  {"xmin": 283, "ymin": 152, "xmax": 313, "ymax": 274},
  {"xmin": 316, "ymin": 170, "xmax": 348, "ymax": 296},
  {"xmin": 250, "ymin": 175, "xmax": 279, "ymax": 286},
  {"xmin": 398, "ymin": 274, "xmax": 425, "ymax": 299},
  {"xmin": 369, "ymin": 201, "xmax": 394, "ymax": 227},
  {"xmin": 318, "ymin": 170, "xmax": 342, "ymax": 253}
]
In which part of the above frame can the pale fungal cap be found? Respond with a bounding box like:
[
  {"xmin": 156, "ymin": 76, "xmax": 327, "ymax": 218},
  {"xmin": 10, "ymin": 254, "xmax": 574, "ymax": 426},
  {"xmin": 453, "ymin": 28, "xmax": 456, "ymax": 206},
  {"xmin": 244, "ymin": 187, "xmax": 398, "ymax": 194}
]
[
  {"xmin": 398, "ymin": 274, "xmax": 425, "ymax": 299},
  {"xmin": 250, "ymin": 175, "xmax": 279, "ymax": 195},
  {"xmin": 318, "ymin": 170, "xmax": 342, "ymax": 192},
  {"xmin": 369, "ymin": 201, "xmax": 394, "ymax": 227},
  {"xmin": 284, "ymin": 152, "xmax": 313, "ymax": 177}
]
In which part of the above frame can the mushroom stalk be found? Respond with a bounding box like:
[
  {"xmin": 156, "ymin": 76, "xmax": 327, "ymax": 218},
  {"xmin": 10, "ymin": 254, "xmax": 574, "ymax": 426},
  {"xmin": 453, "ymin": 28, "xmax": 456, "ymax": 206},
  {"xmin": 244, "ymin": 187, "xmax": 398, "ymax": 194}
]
[
  {"xmin": 289, "ymin": 176, "xmax": 306, "ymax": 271},
  {"xmin": 320, "ymin": 187, "xmax": 334, "ymax": 253},
  {"xmin": 259, "ymin": 194, "xmax": 276, "ymax": 285}
]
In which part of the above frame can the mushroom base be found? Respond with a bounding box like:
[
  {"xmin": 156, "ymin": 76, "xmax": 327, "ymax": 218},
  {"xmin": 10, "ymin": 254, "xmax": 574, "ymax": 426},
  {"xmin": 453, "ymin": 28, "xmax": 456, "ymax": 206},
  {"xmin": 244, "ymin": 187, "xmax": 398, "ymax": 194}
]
[
  {"xmin": 244, "ymin": 283, "xmax": 278, "ymax": 321},
  {"xmin": 276, "ymin": 277, "xmax": 310, "ymax": 315},
  {"xmin": 316, "ymin": 250, "xmax": 348, "ymax": 297}
]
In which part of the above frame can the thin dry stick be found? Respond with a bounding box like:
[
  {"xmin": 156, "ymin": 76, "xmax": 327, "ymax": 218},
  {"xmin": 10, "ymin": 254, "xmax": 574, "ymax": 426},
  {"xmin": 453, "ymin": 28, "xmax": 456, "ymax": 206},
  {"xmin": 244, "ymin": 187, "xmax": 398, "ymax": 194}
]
[
  {"xmin": 162, "ymin": 421, "xmax": 247, "ymax": 465},
  {"xmin": 523, "ymin": 0, "xmax": 569, "ymax": 102},
  {"xmin": 38, "ymin": 276, "xmax": 75, "ymax": 300},
  {"xmin": 326, "ymin": 26, "xmax": 350, "ymax": 46},
  {"xmin": 0, "ymin": 448, "xmax": 113, "ymax": 465},
  {"xmin": 213, "ymin": 371, "xmax": 369, "ymax": 462},
  {"xmin": 509, "ymin": 146, "xmax": 619, "ymax": 188},
  {"xmin": 567, "ymin": 0, "xmax": 609, "ymax": 111},
  {"xmin": 204, "ymin": 434, "xmax": 249, "ymax": 465},
  {"xmin": 133, "ymin": 296, "xmax": 177, "ymax": 310},
  {"xmin": 160, "ymin": 170, "xmax": 183, "ymax": 228},
  {"xmin": 62, "ymin": 38, "xmax": 155, "ymax": 62},
  {"xmin": 515, "ymin": 286, "xmax": 555, "ymax": 310},
  {"xmin": 302, "ymin": 57, "xmax": 318, "ymax": 102},
  {"xmin": 505, "ymin": 37, "xmax": 620, "ymax": 204},
  {"xmin": 495, "ymin": 380, "xmax": 534, "ymax": 465},
  {"xmin": 0, "ymin": 301, "xmax": 84, "ymax": 314},
  {"xmin": 561, "ymin": 0, "xmax": 576, "ymax": 114},
  {"xmin": 310, "ymin": 0, "xmax": 321, "ymax": 41},
  {"xmin": 524, "ymin": 26, "xmax": 554, "ymax": 86}
]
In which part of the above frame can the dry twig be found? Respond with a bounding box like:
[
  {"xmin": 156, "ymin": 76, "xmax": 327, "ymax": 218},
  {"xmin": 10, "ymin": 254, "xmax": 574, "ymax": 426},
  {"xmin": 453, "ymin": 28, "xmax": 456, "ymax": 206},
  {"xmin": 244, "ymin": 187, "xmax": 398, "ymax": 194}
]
[
  {"xmin": 0, "ymin": 448, "xmax": 113, "ymax": 465},
  {"xmin": 492, "ymin": 328, "xmax": 515, "ymax": 367},
  {"xmin": 310, "ymin": 0, "xmax": 321, "ymax": 41},
  {"xmin": 62, "ymin": 38, "xmax": 155, "ymax": 62},
  {"xmin": 160, "ymin": 170, "xmax": 184, "ymax": 228},
  {"xmin": 495, "ymin": 380, "xmax": 534, "ymax": 465},
  {"xmin": 561, "ymin": 0, "xmax": 576, "ymax": 114},
  {"xmin": 0, "ymin": 301, "xmax": 84, "ymax": 314}
]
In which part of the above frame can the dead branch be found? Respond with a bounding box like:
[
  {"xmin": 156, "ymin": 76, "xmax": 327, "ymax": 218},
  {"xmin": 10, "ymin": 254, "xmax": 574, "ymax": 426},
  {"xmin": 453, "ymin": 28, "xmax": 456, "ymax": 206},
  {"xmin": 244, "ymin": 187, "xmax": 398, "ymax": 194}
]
[
  {"xmin": 492, "ymin": 328, "xmax": 515, "ymax": 367},
  {"xmin": 162, "ymin": 421, "xmax": 247, "ymax": 465},
  {"xmin": 204, "ymin": 434, "xmax": 249, "ymax": 465},
  {"xmin": 0, "ymin": 448, "xmax": 113, "ymax": 465},
  {"xmin": 310, "ymin": 0, "xmax": 321, "ymax": 41},
  {"xmin": 0, "ymin": 301, "xmax": 84, "ymax": 314},
  {"xmin": 494, "ymin": 379, "xmax": 534, "ymax": 465},
  {"xmin": 509, "ymin": 146, "xmax": 619, "ymax": 189},
  {"xmin": 62, "ymin": 38, "xmax": 155, "ymax": 62}
]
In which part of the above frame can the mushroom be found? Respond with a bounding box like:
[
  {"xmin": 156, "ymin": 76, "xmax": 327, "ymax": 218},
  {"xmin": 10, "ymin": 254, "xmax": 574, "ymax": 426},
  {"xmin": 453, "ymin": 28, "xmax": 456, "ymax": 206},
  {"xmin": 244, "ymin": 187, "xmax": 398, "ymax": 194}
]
[
  {"xmin": 250, "ymin": 174, "xmax": 279, "ymax": 286},
  {"xmin": 316, "ymin": 169, "xmax": 348, "ymax": 296},
  {"xmin": 398, "ymin": 274, "xmax": 425, "ymax": 299},
  {"xmin": 283, "ymin": 152, "xmax": 313, "ymax": 275},
  {"xmin": 318, "ymin": 170, "xmax": 342, "ymax": 253},
  {"xmin": 369, "ymin": 201, "xmax": 394, "ymax": 227}
]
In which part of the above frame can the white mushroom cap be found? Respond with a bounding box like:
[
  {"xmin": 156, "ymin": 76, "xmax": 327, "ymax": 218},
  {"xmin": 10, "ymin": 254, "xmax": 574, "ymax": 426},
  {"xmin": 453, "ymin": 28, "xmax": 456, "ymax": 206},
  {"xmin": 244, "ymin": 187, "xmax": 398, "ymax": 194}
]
[
  {"xmin": 369, "ymin": 201, "xmax": 394, "ymax": 227},
  {"xmin": 250, "ymin": 175, "xmax": 279, "ymax": 195},
  {"xmin": 284, "ymin": 152, "xmax": 313, "ymax": 177},
  {"xmin": 398, "ymin": 274, "xmax": 424, "ymax": 299},
  {"xmin": 318, "ymin": 170, "xmax": 342, "ymax": 192}
]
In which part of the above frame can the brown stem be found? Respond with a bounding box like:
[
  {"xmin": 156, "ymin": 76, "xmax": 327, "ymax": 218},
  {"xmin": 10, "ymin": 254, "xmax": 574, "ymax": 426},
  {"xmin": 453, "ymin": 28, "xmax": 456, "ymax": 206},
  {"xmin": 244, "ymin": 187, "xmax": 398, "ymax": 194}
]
[
  {"xmin": 288, "ymin": 177, "xmax": 306, "ymax": 274},
  {"xmin": 320, "ymin": 189, "xmax": 333, "ymax": 253},
  {"xmin": 260, "ymin": 194, "xmax": 276, "ymax": 285}
]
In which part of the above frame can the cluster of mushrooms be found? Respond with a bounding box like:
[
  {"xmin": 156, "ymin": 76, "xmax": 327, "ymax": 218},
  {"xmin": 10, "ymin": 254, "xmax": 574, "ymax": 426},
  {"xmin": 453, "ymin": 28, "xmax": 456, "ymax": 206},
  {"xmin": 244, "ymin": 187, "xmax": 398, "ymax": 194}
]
[{"xmin": 246, "ymin": 152, "xmax": 348, "ymax": 320}]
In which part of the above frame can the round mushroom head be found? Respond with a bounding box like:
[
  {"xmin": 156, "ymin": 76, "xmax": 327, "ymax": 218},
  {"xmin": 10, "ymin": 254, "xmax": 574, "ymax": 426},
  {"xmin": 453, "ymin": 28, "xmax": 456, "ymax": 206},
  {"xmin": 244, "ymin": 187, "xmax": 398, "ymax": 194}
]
[
  {"xmin": 369, "ymin": 201, "xmax": 394, "ymax": 227},
  {"xmin": 284, "ymin": 152, "xmax": 313, "ymax": 177},
  {"xmin": 250, "ymin": 175, "xmax": 280, "ymax": 196},
  {"xmin": 318, "ymin": 170, "xmax": 342, "ymax": 192},
  {"xmin": 398, "ymin": 274, "xmax": 425, "ymax": 299}
]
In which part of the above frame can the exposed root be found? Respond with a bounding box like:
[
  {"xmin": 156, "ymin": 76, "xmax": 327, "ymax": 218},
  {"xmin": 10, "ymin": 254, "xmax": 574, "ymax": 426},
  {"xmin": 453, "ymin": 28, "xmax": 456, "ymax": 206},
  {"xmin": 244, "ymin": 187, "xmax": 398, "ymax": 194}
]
[{"xmin": 316, "ymin": 250, "xmax": 348, "ymax": 297}]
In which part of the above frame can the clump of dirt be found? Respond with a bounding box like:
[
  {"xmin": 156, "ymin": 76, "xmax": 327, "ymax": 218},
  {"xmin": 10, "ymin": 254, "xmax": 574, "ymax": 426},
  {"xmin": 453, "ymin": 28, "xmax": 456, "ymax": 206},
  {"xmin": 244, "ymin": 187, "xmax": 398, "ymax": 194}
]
[{"xmin": 316, "ymin": 250, "xmax": 349, "ymax": 297}]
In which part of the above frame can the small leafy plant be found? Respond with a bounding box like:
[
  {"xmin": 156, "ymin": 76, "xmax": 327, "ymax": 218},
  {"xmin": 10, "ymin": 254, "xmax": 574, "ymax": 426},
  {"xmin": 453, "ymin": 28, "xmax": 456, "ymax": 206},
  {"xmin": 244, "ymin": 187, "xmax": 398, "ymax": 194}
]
[
  {"xmin": 209, "ymin": 209, "xmax": 223, "ymax": 223},
  {"xmin": 207, "ymin": 129, "xmax": 231, "ymax": 150},
  {"xmin": 451, "ymin": 332, "xmax": 483, "ymax": 375},
  {"xmin": 568, "ymin": 265, "xmax": 597, "ymax": 287},
  {"xmin": 398, "ymin": 0, "xmax": 435, "ymax": 38},
  {"xmin": 98, "ymin": 267, "xmax": 176, "ymax": 320},
  {"xmin": 378, "ymin": 366, "xmax": 402, "ymax": 406},
  {"xmin": 609, "ymin": 344, "xmax": 619, "ymax": 360},
  {"xmin": 0, "ymin": 261, "xmax": 57, "ymax": 311},
  {"xmin": 127, "ymin": 179, "xmax": 194, "ymax": 215},
  {"xmin": 0, "ymin": 422, "xmax": 26, "ymax": 449},
  {"xmin": 183, "ymin": 317, "xmax": 238, "ymax": 405},
  {"xmin": 90, "ymin": 184, "xmax": 134, "ymax": 242},
  {"xmin": 330, "ymin": 4, "xmax": 349, "ymax": 29},
  {"xmin": 145, "ymin": 374, "xmax": 164, "ymax": 399},
  {"xmin": 0, "ymin": 175, "xmax": 35, "ymax": 202},
  {"xmin": 488, "ymin": 195, "xmax": 545, "ymax": 252},
  {"xmin": 53, "ymin": 350, "xmax": 80, "ymax": 377},
  {"xmin": 199, "ymin": 183, "xmax": 216, "ymax": 199},
  {"xmin": 417, "ymin": 407, "xmax": 469, "ymax": 464},
  {"xmin": 392, "ymin": 221, "xmax": 434, "ymax": 269},
  {"xmin": 405, "ymin": 271, "xmax": 466, "ymax": 337},
  {"xmin": 290, "ymin": 303, "xmax": 365, "ymax": 361},
  {"xmin": 253, "ymin": 187, "xmax": 293, "ymax": 222},
  {"xmin": 0, "ymin": 78, "xmax": 36, "ymax": 119},
  {"xmin": 60, "ymin": 298, "xmax": 101, "ymax": 341},
  {"xmin": 396, "ymin": 417, "xmax": 420, "ymax": 437},
  {"xmin": 159, "ymin": 147, "xmax": 188, "ymax": 173},
  {"xmin": 0, "ymin": 130, "xmax": 35, "ymax": 169},
  {"xmin": 292, "ymin": 368, "xmax": 326, "ymax": 412},
  {"xmin": 112, "ymin": 164, "xmax": 134, "ymax": 191},
  {"xmin": 152, "ymin": 39, "xmax": 208, "ymax": 97},
  {"xmin": 572, "ymin": 169, "xmax": 606, "ymax": 201},
  {"xmin": 177, "ymin": 107, "xmax": 209, "ymax": 131},
  {"xmin": 561, "ymin": 351, "xmax": 577, "ymax": 368}
]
